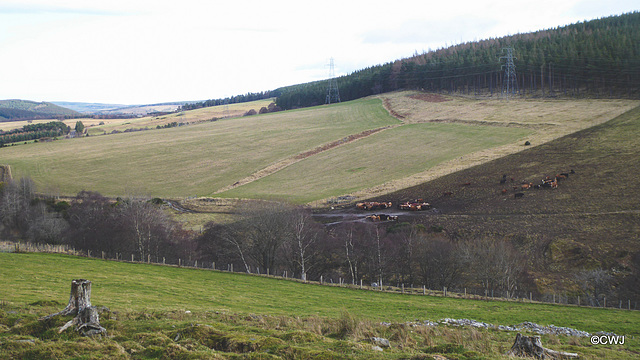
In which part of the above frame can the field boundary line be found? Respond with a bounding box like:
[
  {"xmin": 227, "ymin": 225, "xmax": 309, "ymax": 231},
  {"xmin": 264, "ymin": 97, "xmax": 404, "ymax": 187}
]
[{"xmin": 213, "ymin": 125, "xmax": 399, "ymax": 194}]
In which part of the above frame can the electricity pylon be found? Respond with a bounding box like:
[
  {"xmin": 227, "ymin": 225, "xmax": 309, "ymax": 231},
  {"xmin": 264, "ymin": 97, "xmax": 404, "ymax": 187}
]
[
  {"xmin": 325, "ymin": 58, "xmax": 341, "ymax": 104},
  {"xmin": 500, "ymin": 48, "xmax": 519, "ymax": 99}
]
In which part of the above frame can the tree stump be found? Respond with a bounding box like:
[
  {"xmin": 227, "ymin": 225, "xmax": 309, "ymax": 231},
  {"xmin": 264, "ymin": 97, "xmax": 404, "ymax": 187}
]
[
  {"xmin": 508, "ymin": 333, "xmax": 579, "ymax": 359},
  {"xmin": 40, "ymin": 279, "xmax": 107, "ymax": 336}
]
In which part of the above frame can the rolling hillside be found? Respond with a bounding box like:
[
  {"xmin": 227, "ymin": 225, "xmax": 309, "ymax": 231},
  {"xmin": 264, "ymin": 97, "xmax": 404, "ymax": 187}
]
[
  {"xmin": 1, "ymin": 93, "xmax": 636, "ymax": 203},
  {"xmin": 0, "ymin": 99, "xmax": 80, "ymax": 121},
  {"xmin": 349, "ymin": 102, "xmax": 640, "ymax": 298}
]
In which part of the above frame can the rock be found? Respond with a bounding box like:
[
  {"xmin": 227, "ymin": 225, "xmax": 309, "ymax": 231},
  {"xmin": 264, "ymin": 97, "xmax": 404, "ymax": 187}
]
[
  {"xmin": 370, "ymin": 337, "xmax": 391, "ymax": 348},
  {"xmin": 371, "ymin": 345, "xmax": 384, "ymax": 352},
  {"xmin": 15, "ymin": 339, "xmax": 36, "ymax": 344}
]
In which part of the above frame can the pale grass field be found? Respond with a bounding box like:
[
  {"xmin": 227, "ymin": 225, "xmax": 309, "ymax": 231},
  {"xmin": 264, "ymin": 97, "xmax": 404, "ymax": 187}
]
[
  {"xmin": 218, "ymin": 122, "xmax": 532, "ymax": 203},
  {"xmin": 219, "ymin": 92, "xmax": 638, "ymax": 203},
  {"xmin": 1, "ymin": 98, "xmax": 398, "ymax": 198},
  {"xmin": 88, "ymin": 98, "xmax": 276, "ymax": 134},
  {"xmin": 0, "ymin": 99, "xmax": 275, "ymax": 134},
  {"xmin": 1, "ymin": 93, "xmax": 637, "ymax": 205}
]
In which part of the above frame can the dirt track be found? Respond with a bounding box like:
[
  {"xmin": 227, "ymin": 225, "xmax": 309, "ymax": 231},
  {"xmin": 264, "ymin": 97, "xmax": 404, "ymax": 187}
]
[{"xmin": 213, "ymin": 125, "xmax": 396, "ymax": 194}]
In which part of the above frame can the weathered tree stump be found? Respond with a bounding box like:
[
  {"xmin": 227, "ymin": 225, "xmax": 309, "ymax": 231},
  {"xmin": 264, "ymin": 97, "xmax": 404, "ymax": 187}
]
[
  {"xmin": 508, "ymin": 333, "xmax": 579, "ymax": 359},
  {"xmin": 40, "ymin": 279, "xmax": 107, "ymax": 336}
]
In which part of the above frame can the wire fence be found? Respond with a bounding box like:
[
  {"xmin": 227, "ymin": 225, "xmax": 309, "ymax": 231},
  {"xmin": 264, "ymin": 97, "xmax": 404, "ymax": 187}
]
[{"xmin": 2, "ymin": 240, "xmax": 637, "ymax": 311}]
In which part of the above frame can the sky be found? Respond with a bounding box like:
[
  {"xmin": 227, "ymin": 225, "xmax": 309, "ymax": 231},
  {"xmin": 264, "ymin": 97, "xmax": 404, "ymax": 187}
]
[{"xmin": 0, "ymin": 0, "xmax": 637, "ymax": 105}]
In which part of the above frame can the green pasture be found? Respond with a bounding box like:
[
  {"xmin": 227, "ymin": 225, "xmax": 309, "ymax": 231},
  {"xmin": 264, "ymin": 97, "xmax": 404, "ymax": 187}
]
[
  {"xmin": 2, "ymin": 252, "xmax": 638, "ymax": 359},
  {"xmin": 1, "ymin": 253, "xmax": 637, "ymax": 337}
]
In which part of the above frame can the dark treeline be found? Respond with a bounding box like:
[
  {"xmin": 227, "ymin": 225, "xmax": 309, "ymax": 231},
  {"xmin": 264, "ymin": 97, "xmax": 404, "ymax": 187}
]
[
  {"xmin": 3, "ymin": 178, "xmax": 638, "ymax": 306},
  {"xmin": 275, "ymin": 12, "xmax": 640, "ymax": 109},
  {"xmin": 180, "ymin": 91, "xmax": 280, "ymax": 111},
  {"xmin": 0, "ymin": 121, "xmax": 71, "ymax": 147},
  {"xmin": 0, "ymin": 107, "xmax": 83, "ymax": 122}
]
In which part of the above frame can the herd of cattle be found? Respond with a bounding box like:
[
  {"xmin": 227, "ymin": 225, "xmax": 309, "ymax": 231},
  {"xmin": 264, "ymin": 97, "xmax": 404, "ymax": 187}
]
[
  {"xmin": 506, "ymin": 170, "xmax": 574, "ymax": 199},
  {"xmin": 353, "ymin": 170, "xmax": 576, "ymax": 221},
  {"xmin": 355, "ymin": 199, "xmax": 431, "ymax": 222}
]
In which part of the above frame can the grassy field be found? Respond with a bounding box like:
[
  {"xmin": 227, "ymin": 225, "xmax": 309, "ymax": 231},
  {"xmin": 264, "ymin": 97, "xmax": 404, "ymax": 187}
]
[
  {"xmin": 0, "ymin": 100, "xmax": 276, "ymax": 134},
  {"xmin": 1, "ymin": 252, "xmax": 638, "ymax": 359},
  {"xmin": 219, "ymin": 122, "xmax": 530, "ymax": 203},
  {"xmin": 87, "ymin": 99, "xmax": 277, "ymax": 135},
  {"xmin": 1, "ymin": 99, "xmax": 398, "ymax": 198},
  {"xmin": 3, "ymin": 93, "xmax": 636, "ymax": 204}
]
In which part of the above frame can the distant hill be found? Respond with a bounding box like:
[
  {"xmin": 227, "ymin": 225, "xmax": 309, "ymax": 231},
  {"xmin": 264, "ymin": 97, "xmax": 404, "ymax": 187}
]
[
  {"xmin": 51, "ymin": 101, "xmax": 127, "ymax": 114},
  {"xmin": 52, "ymin": 101, "xmax": 193, "ymax": 115},
  {"xmin": 0, "ymin": 99, "xmax": 80, "ymax": 121}
]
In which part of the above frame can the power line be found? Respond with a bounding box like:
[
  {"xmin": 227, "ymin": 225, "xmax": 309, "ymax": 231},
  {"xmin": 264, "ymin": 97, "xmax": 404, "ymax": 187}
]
[{"xmin": 325, "ymin": 58, "xmax": 341, "ymax": 104}]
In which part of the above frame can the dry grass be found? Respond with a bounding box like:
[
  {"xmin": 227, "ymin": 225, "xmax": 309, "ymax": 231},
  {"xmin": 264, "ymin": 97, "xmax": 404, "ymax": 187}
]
[
  {"xmin": 342, "ymin": 91, "xmax": 639, "ymax": 203},
  {"xmin": 90, "ymin": 99, "xmax": 276, "ymax": 134},
  {"xmin": 2, "ymin": 92, "xmax": 637, "ymax": 207},
  {"xmin": 1, "ymin": 98, "xmax": 397, "ymax": 198}
]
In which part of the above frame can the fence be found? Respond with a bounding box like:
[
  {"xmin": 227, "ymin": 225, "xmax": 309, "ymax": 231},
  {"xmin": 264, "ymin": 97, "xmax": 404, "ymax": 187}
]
[{"xmin": 2, "ymin": 240, "xmax": 637, "ymax": 311}]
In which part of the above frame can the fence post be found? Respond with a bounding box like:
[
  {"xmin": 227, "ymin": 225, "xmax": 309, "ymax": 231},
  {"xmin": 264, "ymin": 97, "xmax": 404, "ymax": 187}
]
[
  {"xmin": 148, "ymin": 254, "xmax": 151, "ymax": 264},
  {"xmin": 230, "ymin": 263, "xmax": 233, "ymax": 272},
  {"xmin": 360, "ymin": 279, "xmax": 363, "ymax": 289},
  {"xmin": 577, "ymin": 296, "xmax": 580, "ymax": 306},
  {"xmin": 87, "ymin": 249, "xmax": 91, "ymax": 258},
  {"xmin": 402, "ymin": 284, "xmax": 404, "ymax": 294},
  {"xmin": 195, "ymin": 260, "xmax": 198, "ymax": 268},
  {"xmin": 163, "ymin": 257, "xmax": 166, "ymax": 265},
  {"xmin": 320, "ymin": 275, "xmax": 323, "ymax": 284},
  {"xmin": 131, "ymin": 254, "xmax": 134, "ymax": 262},
  {"xmin": 604, "ymin": 296, "xmax": 606, "ymax": 308},
  {"xmin": 101, "ymin": 251, "xmax": 105, "ymax": 260},
  {"xmin": 444, "ymin": 286, "xmax": 447, "ymax": 297},
  {"xmin": 423, "ymin": 285, "xmax": 426, "ymax": 295},
  {"xmin": 212, "ymin": 261, "xmax": 215, "ymax": 270}
]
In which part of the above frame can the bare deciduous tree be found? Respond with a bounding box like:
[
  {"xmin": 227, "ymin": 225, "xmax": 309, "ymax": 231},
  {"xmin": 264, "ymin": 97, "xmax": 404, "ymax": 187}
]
[
  {"xmin": 460, "ymin": 238, "xmax": 526, "ymax": 298},
  {"xmin": 285, "ymin": 207, "xmax": 321, "ymax": 281},
  {"xmin": 415, "ymin": 237, "xmax": 464, "ymax": 290},
  {"xmin": 575, "ymin": 268, "xmax": 613, "ymax": 306}
]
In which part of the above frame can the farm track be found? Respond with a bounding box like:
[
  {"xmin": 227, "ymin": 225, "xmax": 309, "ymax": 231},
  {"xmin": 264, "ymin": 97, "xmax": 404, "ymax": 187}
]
[{"xmin": 313, "ymin": 206, "xmax": 640, "ymax": 226}]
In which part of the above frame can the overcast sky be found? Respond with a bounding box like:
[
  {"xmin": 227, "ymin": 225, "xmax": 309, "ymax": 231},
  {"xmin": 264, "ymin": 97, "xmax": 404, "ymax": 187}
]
[{"xmin": 0, "ymin": 0, "xmax": 637, "ymax": 105}]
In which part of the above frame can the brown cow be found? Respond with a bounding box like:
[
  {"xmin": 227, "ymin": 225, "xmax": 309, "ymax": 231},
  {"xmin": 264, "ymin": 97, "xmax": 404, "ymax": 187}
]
[
  {"xmin": 521, "ymin": 183, "xmax": 533, "ymax": 190},
  {"xmin": 399, "ymin": 199, "xmax": 430, "ymax": 211}
]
